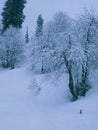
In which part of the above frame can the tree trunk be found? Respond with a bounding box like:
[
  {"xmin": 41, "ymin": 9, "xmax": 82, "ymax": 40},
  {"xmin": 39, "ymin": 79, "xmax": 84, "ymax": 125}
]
[
  {"xmin": 68, "ymin": 68, "xmax": 78, "ymax": 101},
  {"xmin": 80, "ymin": 66, "xmax": 88, "ymax": 96}
]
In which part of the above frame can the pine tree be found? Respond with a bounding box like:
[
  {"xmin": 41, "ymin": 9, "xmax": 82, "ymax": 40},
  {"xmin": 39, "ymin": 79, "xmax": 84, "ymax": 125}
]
[
  {"xmin": 35, "ymin": 14, "xmax": 44, "ymax": 38},
  {"xmin": 25, "ymin": 27, "xmax": 29, "ymax": 43},
  {"xmin": 1, "ymin": 0, "xmax": 26, "ymax": 32},
  {"xmin": 34, "ymin": 14, "xmax": 45, "ymax": 73}
]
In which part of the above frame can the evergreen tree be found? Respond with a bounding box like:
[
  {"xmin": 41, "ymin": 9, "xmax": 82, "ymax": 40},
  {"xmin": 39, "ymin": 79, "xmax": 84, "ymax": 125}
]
[
  {"xmin": 33, "ymin": 14, "xmax": 44, "ymax": 73},
  {"xmin": 1, "ymin": 0, "xmax": 26, "ymax": 32},
  {"xmin": 35, "ymin": 14, "xmax": 44, "ymax": 38},
  {"xmin": 25, "ymin": 27, "xmax": 29, "ymax": 43}
]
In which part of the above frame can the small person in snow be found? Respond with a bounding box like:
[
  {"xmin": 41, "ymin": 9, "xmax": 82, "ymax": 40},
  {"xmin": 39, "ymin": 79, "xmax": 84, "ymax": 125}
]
[{"xmin": 80, "ymin": 109, "xmax": 82, "ymax": 114}]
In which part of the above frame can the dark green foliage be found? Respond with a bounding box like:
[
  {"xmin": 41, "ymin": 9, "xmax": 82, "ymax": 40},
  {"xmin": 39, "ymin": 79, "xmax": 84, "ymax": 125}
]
[
  {"xmin": 25, "ymin": 27, "xmax": 29, "ymax": 43},
  {"xmin": 1, "ymin": 0, "xmax": 26, "ymax": 32},
  {"xmin": 35, "ymin": 14, "xmax": 44, "ymax": 38}
]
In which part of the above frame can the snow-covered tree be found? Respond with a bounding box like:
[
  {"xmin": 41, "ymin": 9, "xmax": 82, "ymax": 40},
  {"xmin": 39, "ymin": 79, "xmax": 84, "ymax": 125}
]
[
  {"xmin": 30, "ymin": 12, "xmax": 72, "ymax": 73},
  {"xmin": 30, "ymin": 14, "xmax": 45, "ymax": 73},
  {"xmin": 35, "ymin": 14, "xmax": 44, "ymax": 38},
  {"xmin": 40, "ymin": 12, "xmax": 72, "ymax": 72},
  {"xmin": 74, "ymin": 10, "xmax": 98, "ymax": 96},
  {"xmin": 52, "ymin": 11, "xmax": 71, "ymax": 34},
  {"xmin": 29, "ymin": 10, "xmax": 98, "ymax": 100},
  {"xmin": 0, "ymin": 27, "xmax": 24, "ymax": 69}
]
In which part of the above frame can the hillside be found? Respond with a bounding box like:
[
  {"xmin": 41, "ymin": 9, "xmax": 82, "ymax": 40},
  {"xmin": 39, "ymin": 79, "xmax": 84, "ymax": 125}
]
[{"xmin": 0, "ymin": 67, "xmax": 98, "ymax": 130}]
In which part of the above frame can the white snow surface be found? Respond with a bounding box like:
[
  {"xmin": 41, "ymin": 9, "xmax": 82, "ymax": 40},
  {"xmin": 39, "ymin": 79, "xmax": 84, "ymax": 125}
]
[{"xmin": 0, "ymin": 67, "xmax": 98, "ymax": 130}]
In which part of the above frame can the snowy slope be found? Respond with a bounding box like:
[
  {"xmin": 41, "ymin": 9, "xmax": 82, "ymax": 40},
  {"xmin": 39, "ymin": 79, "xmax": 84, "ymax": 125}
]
[{"xmin": 0, "ymin": 67, "xmax": 98, "ymax": 130}]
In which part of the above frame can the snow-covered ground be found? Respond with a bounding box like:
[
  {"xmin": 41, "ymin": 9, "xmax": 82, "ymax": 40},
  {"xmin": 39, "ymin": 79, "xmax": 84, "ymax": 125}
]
[{"xmin": 0, "ymin": 67, "xmax": 98, "ymax": 130}]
